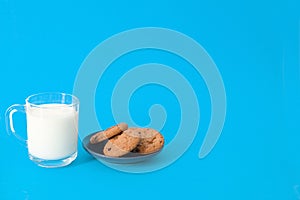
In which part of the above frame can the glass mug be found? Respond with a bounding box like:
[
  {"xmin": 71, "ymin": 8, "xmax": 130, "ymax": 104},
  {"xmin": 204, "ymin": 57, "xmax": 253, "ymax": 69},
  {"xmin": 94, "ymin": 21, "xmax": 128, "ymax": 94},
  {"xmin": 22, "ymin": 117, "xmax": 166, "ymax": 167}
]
[{"xmin": 5, "ymin": 92, "xmax": 79, "ymax": 168}]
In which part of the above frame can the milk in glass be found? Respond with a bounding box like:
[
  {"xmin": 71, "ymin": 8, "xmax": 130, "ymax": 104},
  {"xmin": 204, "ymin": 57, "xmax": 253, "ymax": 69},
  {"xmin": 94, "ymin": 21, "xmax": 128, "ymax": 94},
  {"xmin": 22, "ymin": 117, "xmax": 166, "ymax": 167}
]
[{"xmin": 26, "ymin": 104, "xmax": 78, "ymax": 160}]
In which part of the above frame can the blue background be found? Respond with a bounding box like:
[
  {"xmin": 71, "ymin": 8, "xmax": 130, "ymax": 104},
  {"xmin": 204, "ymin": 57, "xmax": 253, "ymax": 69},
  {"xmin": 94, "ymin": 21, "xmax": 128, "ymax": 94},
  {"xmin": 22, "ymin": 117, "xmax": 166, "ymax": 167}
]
[{"xmin": 0, "ymin": 0, "xmax": 299, "ymax": 199}]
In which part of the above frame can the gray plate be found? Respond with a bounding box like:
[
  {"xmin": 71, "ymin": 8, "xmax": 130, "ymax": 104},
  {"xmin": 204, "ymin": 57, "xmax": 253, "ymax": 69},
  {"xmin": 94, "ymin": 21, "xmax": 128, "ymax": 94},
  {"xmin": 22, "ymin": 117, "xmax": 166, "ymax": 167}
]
[{"xmin": 82, "ymin": 132, "xmax": 162, "ymax": 164}]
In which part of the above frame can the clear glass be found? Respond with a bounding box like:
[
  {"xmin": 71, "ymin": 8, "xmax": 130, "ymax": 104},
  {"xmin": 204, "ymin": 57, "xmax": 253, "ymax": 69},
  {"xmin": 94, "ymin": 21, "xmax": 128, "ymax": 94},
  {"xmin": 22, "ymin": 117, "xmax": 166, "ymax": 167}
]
[{"xmin": 5, "ymin": 92, "xmax": 79, "ymax": 168}]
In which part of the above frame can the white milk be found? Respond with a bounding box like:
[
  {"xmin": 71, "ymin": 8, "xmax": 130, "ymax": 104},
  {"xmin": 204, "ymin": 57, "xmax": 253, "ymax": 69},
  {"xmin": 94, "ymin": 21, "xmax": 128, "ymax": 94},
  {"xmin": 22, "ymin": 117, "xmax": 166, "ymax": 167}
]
[{"xmin": 26, "ymin": 104, "xmax": 78, "ymax": 160}]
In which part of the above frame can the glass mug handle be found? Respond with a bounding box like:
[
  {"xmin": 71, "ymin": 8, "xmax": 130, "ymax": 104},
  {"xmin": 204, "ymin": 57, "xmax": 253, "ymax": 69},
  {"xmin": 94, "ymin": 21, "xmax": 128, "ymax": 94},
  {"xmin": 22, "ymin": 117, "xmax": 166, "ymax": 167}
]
[{"xmin": 5, "ymin": 104, "xmax": 27, "ymax": 146}]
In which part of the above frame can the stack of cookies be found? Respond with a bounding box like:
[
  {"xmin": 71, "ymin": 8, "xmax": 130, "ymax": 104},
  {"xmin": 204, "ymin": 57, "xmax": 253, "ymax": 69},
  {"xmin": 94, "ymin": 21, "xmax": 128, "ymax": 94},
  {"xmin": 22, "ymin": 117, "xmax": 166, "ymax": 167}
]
[{"xmin": 90, "ymin": 123, "xmax": 164, "ymax": 157}]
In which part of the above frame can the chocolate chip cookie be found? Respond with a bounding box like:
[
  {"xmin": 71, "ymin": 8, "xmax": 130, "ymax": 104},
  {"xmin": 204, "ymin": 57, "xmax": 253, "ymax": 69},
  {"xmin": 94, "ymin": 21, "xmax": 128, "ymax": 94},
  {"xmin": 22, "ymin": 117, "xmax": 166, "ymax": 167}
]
[
  {"xmin": 130, "ymin": 128, "xmax": 164, "ymax": 154},
  {"xmin": 90, "ymin": 123, "xmax": 128, "ymax": 144},
  {"xmin": 103, "ymin": 129, "xmax": 140, "ymax": 157}
]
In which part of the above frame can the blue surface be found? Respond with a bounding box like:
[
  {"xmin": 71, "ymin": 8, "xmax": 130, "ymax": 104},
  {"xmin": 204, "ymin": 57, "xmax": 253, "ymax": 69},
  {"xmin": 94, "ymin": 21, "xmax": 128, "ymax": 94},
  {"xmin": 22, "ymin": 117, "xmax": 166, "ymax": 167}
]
[{"xmin": 0, "ymin": 0, "xmax": 299, "ymax": 199}]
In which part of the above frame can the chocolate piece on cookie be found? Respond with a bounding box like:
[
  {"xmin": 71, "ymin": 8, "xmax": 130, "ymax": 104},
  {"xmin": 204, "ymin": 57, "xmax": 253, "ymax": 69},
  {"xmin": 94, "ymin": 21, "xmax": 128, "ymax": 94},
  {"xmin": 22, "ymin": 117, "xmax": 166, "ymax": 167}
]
[
  {"xmin": 90, "ymin": 123, "xmax": 128, "ymax": 144},
  {"xmin": 103, "ymin": 129, "xmax": 140, "ymax": 157},
  {"xmin": 133, "ymin": 128, "xmax": 164, "ymax": 154}
]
